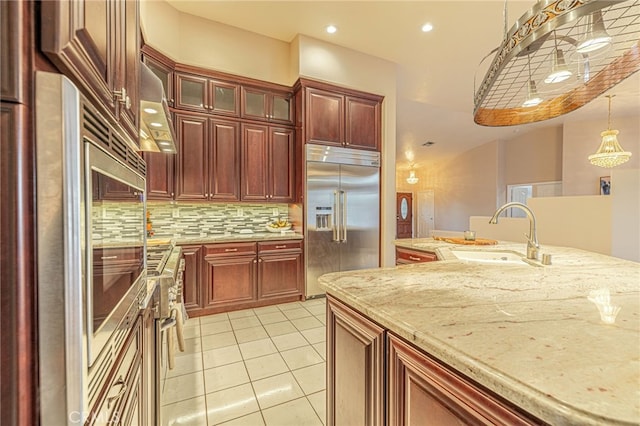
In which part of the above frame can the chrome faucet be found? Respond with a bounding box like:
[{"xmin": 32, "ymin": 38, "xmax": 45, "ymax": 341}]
[{"xmin": 489, "ymin": 202, "xmax": 540, "ymax": 260}]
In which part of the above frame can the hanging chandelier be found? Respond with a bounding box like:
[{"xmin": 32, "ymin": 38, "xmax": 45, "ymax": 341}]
[
  {"xmin": 474, "ymin": 0, "xmax": 640, "ymax": 127},
  {"xmin": 588, "ymin": 95, "xmax": 632, "ymax": 168},
  {"xmin": 406, "ymin": 166, "xmax": 419, "ymax": 184}
]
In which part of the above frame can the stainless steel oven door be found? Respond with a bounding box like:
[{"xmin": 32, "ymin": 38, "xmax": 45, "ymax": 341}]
[{"xmin": 85, "ymin": 141, "xmax": 146, "ymax": 367}]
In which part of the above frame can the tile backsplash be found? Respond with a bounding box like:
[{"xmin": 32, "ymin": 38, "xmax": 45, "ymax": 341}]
[{"xmin": 94, "ymin": 201, "xmax": 290, "ymax": 240}]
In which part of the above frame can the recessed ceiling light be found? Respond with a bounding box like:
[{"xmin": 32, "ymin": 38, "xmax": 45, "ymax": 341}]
[
  {"xmin": 150, "ymin": 122, "xmax": 162, "ymax": 127},
  {"xmin": 421, "ymin": 23, "xmax": 433, "ymax": 32},
  {"xmin": 143, "ymin": 107, "xmax": 158, "ymax": 114},
  {"xmin": 157, "ymin": 141, "xmax": 170, "ymax": 146},
  {"xmin": 326, "ymin": 25, "xmax": 337, "ymax": 34}
]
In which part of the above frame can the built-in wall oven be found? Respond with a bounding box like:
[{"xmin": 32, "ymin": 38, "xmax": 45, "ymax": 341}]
[{"xmin": 36, "ymin": 72, "xmax": 150, "ymax": 424}]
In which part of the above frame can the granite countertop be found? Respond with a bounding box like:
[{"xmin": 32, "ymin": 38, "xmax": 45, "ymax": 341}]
[
  {"xmin": 170, "ymin": 232, "xmax": 304, "ymax": 245},
  {"xmin": 319, "ymin": 238, "xmax": 640, "ymax": 425}
]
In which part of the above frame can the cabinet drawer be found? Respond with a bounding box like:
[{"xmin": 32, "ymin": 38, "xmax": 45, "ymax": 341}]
[
  {"xmin": 89, "ymin": 318, "xmax": 141, "ymax": 425},
  {"xmin": 258, "ymin": 240, "xmax": 302, "ymax": 253},
  {"xmin": 395, "ymin": 247, "xmax": 437, "ymax": 264},
  {"xmin": 205, "ymin": 242, "xmax": 257, "ymax": 257}
]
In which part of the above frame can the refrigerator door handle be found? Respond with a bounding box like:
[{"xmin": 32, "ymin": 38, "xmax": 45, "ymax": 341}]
[
  {"xmin": 333, "ymin": 190, "xmax": 340, "ymax": 242},
  {"xmin": 341, "ymin": 191, "xmax": 347, "ymax": 242}
]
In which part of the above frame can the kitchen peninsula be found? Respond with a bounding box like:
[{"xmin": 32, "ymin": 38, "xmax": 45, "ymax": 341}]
[{"xmin": 319, "ymin": 239, "xmax": 640, "ymax": 425}]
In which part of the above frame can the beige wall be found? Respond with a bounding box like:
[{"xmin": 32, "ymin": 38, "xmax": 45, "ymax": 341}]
[
  {"xmin": 563, "ymin": 115, "xmax": 640, "ymax": 196},
  {"xmin": 471, "ymin": 195, "xmax": 613, "ymax": 256},
  {"xmin": 141, "ymin": 0, "xmax": 292, "ymax": 85},
  {"xmin": 435, "ymin": 141, "xmax": 502, "ymax": 232},
  {"xmin": 504, "ymin": 126, "xmax": 563, "ymax": 185}
]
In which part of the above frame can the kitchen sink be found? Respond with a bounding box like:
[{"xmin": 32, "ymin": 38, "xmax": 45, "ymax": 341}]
[{"xmin": 450, "ymin": 250, "xmax": 530, "ymax": 265}]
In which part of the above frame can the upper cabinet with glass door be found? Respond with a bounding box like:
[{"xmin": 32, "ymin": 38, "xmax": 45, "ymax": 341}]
[
  {"xmin": 142, "ymin": 46, "xmax": 175, "ymax": 107},
  {"xmin": 242, "ymin": 87, "xmax": 293, "ymax": 125},
  {"xmin": 175, "ymin": 72, "xmax": 240, "ymax": 117}
]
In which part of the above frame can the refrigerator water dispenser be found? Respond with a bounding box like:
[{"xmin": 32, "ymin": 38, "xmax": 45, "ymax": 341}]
[{"xmin": 315, "ymin": 207, "xmax": 332, "ymax": 230}]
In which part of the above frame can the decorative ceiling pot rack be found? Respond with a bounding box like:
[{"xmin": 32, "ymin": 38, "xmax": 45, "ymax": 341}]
[{"xmin": 474, "ymin": 0, "xmax": 640, "ymax": 127}]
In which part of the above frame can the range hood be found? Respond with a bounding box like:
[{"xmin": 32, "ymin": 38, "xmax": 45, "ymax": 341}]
[{"xmin": 139, "ymin": 62, "xmax": 177, "ymax": 153}]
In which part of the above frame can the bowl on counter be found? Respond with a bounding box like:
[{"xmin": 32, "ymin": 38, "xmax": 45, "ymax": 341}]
[{"xmin": 266, "ymin": 224, "xmax": 292, "ymax": 233}]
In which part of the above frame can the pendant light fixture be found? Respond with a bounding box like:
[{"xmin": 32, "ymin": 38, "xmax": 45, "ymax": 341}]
[
  {"xmin": 588, "ymin": 95, "xmax": 632, "ymax": 168},
  {"xmin": 544, "ymin": 31, "xmax": 572, "ymax": 84},
  {"xmin": 406, "ymin": 165, "xmax": 419, "ymax": 185},
  {"xmin": 577, "ymin": 10, "xmax": 612, "ymax": 54},
  {"xmin": 474, "ymin": 1, "xmax": 640, "ymax": 127},
  {"xmin": 522, "ymin": 50, "xmax": 542, "ymax": 108}
]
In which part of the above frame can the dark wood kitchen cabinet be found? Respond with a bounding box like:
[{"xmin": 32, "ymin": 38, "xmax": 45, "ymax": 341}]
[
  {"xmin": 143, "ymin": 150, "xmax": 175, "ymax": 200},
  {"xmin": 203, "ymin": 242, "xmax": 258, "ymax": 310},
  {"xmin": 241, "ymin": 124, "xmax": 295, "ymax": 203},
  {"xmin": 395, "ymin": 247, "xmax": 438, "ymax": 265},
  {"xmin": 295, "ymin": 79, "xmax": 383, "ymax": 151},
  {"xmin": 87, "ymin": 315, "xmax": 143, "ymax": 426},
  {"xmin": 258, "ymin": 241, "xmax": 303, "ymax": 300},
  {"xmin": 241, "ymin": 86, "xmax": 293, "ymax": 124},
  {"xmin": 387, "ymin": 333, "xmax": 539, "ymax": 426},
  {"xmin": 184, "ymin": 240, "xmax": 304, "ymax": 316},
  {"xmin": 327, "ymin": 295, "xmax": 385, "ymax": 426},
  {"xmin": 175, "ymin": 72, "xmax": 240, "ymax": 117},
  {"xmin": 180, "ymin": 244, "xmax": 204, "ymax": 314},
  {"xmin": 41, "ymin": 0, "xmax": 141, "ymax": 146},
  {"xmin": 174, "ymin": 112, "xmax": 240, "ymax": 201}
]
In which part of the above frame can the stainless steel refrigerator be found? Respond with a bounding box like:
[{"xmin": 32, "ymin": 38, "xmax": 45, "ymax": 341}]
[{"xmin": 305, "ymin": 144, "xmax": 381, "ymax": 297}]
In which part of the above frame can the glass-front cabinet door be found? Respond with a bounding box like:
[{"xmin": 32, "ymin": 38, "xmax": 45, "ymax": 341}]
[
  {"xmin": 271, "ymin": 93, "xmax": 292, "ymax": 123},
  {"xmin": 242, "ymin": 87, "xmax": 268, "ymax": 120},
  {"xmin": 176, "ymin": 73, "xmax": 208, "ymax": 112},
  {"xmin": 210, "ymin": 81, "xmax": 239, "ymax": 116},
  {"xmin": 143, "ymin": 56, "xmax": 174, "ymax": 106},
  {"xmin": 242, "ymin": 87, "xmax": 292, "ymax": 124}
]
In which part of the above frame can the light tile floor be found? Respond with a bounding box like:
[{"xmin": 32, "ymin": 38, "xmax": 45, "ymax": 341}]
[{"xmin": 162, "ymin": 298, "xmax": 327, "ymax": 426}]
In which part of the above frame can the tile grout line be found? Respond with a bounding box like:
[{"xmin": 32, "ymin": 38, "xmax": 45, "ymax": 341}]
[{"xmin": 163, "ymin": 300, "xmax": 327, "ymax": 425}]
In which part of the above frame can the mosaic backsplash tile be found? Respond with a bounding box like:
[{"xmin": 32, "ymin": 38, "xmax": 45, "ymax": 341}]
[{"xmin": 93, "ymin": 201, "xmax": 290, "ymax": 240}]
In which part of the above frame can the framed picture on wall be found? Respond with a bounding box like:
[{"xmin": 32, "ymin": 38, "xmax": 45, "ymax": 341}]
[{"xmin": 600, "ymin": 176, "xmax": 611, "ymax": 195}]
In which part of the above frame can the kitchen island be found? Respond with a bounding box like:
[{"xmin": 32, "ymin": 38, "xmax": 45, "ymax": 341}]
[{"xmin": 319, "ymin": 239, "xmax": 640, "ymax": 425}]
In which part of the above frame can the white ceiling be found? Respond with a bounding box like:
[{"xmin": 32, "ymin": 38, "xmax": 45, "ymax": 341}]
[{"xmin": 165, "ymin": 0, "xmax": 640, "ymax": 170}]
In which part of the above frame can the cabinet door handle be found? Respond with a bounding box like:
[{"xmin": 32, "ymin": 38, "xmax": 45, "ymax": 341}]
[
  {"xmin": 101, "ymin": 255, "xmax": 118, "ymax": 260},
  {"xmin": 275, "ymin": 245, "xmax": 287, "ymax": 249},
  {"xmin": 224, "ymin": 248, "xmax": 238, "ymax": 252},
  {"xmin": 253, "ymin": 259, "xmax": 258, "ymax": 264},
  {"xmin": 106, "ymin": 376, "xmax": 127, "ymax": 409},
  {"xmin": 408, "ymin": 256, "xmax": 422, "ymax": 261}
]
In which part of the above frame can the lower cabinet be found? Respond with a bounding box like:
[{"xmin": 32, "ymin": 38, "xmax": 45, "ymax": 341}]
[
  {"xmin": 181, "ymin": 244, "xmax": 204, "ymax": 314},
  {"xmin": 88, "ymin": 315, "xmax": 144, "ymax": 426},
  {"xmin": 182, "ymin": 240, "xmax": 304, "ymax": 316},
  {"xmin": 204, "ymin": 242, "xmax": 258, "ymax": 309},
  {"xmin": 327, "ymin": 295, "xmax": 543, "ymax": 426},
  {"xmin": 327, "ymin": 295, "xmax": 385, "ymax": 426},
  {"xmin": 395, "ymin": 247, "xmax": 438, "ymax": 265},
  {"xmin": 258, "ymin": 241, "xmax": 303, "ymax": 300}
]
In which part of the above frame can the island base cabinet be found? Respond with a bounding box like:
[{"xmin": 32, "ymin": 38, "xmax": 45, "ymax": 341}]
[
  {"xmin": 387, "ymin": 333, "xmax": 542, "ymax": 426},
  {"xmin": 327, "ymin": 295, "xmax": 385, "ymax": 426}
]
